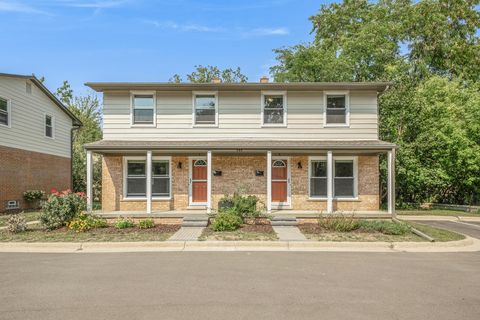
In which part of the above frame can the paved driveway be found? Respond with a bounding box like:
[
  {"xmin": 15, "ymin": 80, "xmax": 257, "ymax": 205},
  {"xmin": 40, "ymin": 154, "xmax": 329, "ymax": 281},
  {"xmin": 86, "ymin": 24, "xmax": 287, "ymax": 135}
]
[
  {"xmin": 1, "ymin": 252, "xmax": 479, "ymax": 320},
  {"xmin": 414, "ymin": 220, "xmax": 480, "ymax": 239}
]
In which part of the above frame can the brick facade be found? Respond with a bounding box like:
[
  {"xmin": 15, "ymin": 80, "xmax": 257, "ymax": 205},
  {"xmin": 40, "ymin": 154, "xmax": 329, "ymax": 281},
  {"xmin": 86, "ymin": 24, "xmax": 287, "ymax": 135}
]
[
  {"xmin": 0, "ymin": 145, "xmax": 71, "ymax": 212},
  {"xmin": 101, "ymin": 154, "xmax": 379, "ymax": 212}
]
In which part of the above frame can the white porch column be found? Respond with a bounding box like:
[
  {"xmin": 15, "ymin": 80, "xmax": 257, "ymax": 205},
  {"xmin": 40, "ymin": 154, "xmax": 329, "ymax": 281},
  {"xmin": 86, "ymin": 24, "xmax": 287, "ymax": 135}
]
[
  {"xmin": 387, "ymin": 148, "xmax": 396, "ymax": 216},
  {"xmin": 146, "ymin": 151, "xmax": 152, "ymax": 214},
  {"xmin": 207, "ymin": 150, "xmax": 212, "ymax": 213},
  {"xmin": 266, "ymin": 151, "xmax": 272, "ymax": 213},
  {"xmin": 86, "ymin": 150, "xmax": 93, "ymax": 212},
  {"xmin": 327, "ymin": 150, "xmax": 333, "ymax": 214}
]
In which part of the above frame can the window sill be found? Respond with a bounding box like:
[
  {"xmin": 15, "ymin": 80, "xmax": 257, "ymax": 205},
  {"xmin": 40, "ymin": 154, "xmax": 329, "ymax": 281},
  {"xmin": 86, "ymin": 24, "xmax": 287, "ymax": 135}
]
[
  {"xmin": 261, "ymin": 124, "xmax": 287, "ymax": 128},
  {"xmin": 122, "ymin": 197, "xmax": 172, "ymax": 202},
  {"xmin": 130, "ymin": 124, "xmax": 156, "ymax": 128},
  {"xmin": 193, "ymin": 124, "xmax": 218, "ymax": 128},
  {"xmin": 308, "ymin": 197, "xmax": 360, "ymax": 202},
  {"xmin": 324, "ymin": 124, "xmax": 350, "ymax": 128}
]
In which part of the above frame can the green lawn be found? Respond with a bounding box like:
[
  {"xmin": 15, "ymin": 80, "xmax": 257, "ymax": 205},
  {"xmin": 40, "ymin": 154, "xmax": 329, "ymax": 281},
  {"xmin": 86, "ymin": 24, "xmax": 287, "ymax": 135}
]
[
  {"xmin": 397, "ymin": 209, "xmax": 479, "ymax": 217},
  {"xmin": 0, "ymin": 224, "xmax": 180, "ymax": 242},
  {"xmin": 0, "ymin": 211, "xmax": 41, "ymax": 227},
  {"xmin": 408, "ymin": 222, "xmax": 466, "ymax": 242}
]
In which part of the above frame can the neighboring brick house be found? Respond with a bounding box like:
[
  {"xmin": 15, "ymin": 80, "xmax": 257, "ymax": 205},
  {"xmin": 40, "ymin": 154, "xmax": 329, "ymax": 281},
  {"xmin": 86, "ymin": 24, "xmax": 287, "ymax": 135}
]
[
  {"xmin": 84, "ymin": 78, "xmax": 396, "ymax": 215},
  {"xmin": 0, "ymin": 73, "xmax": 82, "ymax": 212}
]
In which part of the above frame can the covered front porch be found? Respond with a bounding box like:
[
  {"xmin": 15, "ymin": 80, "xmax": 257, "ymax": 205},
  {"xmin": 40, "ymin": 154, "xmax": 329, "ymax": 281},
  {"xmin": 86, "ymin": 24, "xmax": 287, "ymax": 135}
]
[{"xmin": 84, "ymin": 140, "xmax": 396, "ymax": 217}]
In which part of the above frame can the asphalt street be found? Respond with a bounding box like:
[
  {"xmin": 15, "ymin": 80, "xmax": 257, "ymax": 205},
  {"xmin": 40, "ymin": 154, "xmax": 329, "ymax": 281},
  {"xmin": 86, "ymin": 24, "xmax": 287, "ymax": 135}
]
[{"xmin": 1, "ymin": 251, "xmax": 479, "ymax": 320}]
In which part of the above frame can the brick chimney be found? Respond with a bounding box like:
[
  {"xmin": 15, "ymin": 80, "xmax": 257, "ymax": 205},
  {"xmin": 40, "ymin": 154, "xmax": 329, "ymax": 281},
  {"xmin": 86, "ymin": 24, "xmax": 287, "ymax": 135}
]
[
  {"xmin": 260, "ymin": 76, "xmax": 269, "ymax": 83},
  {"xmin": 212, "ymin": 78, "xmax": 221, "ymax": 84}
]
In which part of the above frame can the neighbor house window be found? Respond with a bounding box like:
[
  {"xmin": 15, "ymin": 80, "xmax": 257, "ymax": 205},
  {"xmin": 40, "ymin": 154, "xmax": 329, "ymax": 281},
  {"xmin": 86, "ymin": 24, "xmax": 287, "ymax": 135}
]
[
  {"xmin": 334, "ymin": 160, "xmax": 355, "ymax": 198},
  {"xmin": 0, "ymin": 97, "xmax": 10, "ymax": 127},
  {"xmin": 262, "ymin": 91, "xmax": 286, "ymax": 126},
  {"xmin": 325, "ymin": 92, "xmax": 349, "ymax": 126},
  {"xmin": 125, "ymin": 157, "xmax": 171, "ymax": 198},
  {"xmin": 310, "ymin": 159, "xmax": 327, "ymax": 198},
  {"xmin": 45, "ymin": 114, "xmax": 54, "ymax": 138},
  {"xmin": 131, "ymin": 93, "xmax": 155, "ymax": 125},
  {"xmin": 193, "ymin": 92, "xmax": 217, "ymax": 125}
]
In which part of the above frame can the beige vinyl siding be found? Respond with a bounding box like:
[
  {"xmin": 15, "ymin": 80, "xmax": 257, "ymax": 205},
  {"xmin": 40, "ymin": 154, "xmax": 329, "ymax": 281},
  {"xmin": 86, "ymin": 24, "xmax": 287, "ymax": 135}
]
[
  {"xmin": 102, "ymin": 90, "xmax": 378, "ymax": 140},
  {"xmin": 0, "ymin": 77, "xmax": 73, "ymax": 158}
]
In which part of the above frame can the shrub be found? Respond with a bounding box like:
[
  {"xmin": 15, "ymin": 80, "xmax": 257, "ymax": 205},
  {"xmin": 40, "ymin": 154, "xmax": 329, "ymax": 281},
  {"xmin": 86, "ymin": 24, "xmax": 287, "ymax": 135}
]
[
  {"xmin": 40, "ymin": 190, "xmax": 86, "ymax": 230},
  {"xmin": 218, "ymin": 193, "xmax": 261, "ymax": 220},
  {"xmin": 23, "ymin": 190, "xmax": 45, "ymax": 202},
  {"xmin": 318, "ymin": 215, "xmax": 360, "ymax": 232},
  {"xmin": 115, "ymin": 218, "xmax": 135, "ymax": 229},
  {"xmin": 68, "ymin": 213, "xmax": 108, "ymax": 233},
  {"xmin": 211, "ymin": 212, "xmax": 243, "ymax": 231},
  {"xmin": 6, "ymin": 214, "xmax": 27, "ymax": 233},
  {"xmin": 138, "ymin": 219, "xmax": 155, "ymax": 229},
  {"xmin": 359, "ymin": 220, "xmax": 411, "ymax": 235}
]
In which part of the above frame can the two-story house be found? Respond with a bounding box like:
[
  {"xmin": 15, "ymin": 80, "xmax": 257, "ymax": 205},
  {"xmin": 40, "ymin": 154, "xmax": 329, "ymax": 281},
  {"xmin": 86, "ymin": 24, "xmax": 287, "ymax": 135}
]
[
  {"xmin": 84, "ymin": 77, "xmax": 396, "ymax": 216},
  {"xmin": 0, "ymin": 73, "xmax": 82, "ymax": 212}
]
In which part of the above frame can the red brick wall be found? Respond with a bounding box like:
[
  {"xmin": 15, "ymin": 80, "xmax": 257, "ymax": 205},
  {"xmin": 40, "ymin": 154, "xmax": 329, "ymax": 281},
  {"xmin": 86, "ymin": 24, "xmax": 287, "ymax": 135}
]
[{"xmin": 0, "ymin": 145, "xmax": 71, "ymax": 212}]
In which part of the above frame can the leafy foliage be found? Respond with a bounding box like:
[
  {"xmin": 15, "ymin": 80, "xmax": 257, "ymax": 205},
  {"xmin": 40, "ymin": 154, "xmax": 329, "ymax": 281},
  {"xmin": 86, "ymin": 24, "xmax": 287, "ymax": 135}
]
[
  {"xmin": 218, "ymin": 193, "xmax": 262, "ymax": 220},
  {"xmin": 23, "ymin": 190, "xmax": 45, "ymax": 202},
  {"xmin": 211, "ymin": 212, "xmax": 243, "ymax": 231},
  {"xmin": 170, "ymin": 65, "xmax": 248, "ymax": 83},
  {"xmin": 358, "ymin": 220, "xmax": 410, "ymax": 235},
  {"xmin": 318, "ymin": 215, "xmax": 360, "ymax": 232},
  {"xmin": 138, "ymin": 219, "xmax": 155, "ymax": 229},
  {"xmin": 68, "ymin": 213, "xmax": 108, "ymax": 233},
  {"xmin": 40, "ymin": 190, "xmax": 87, "ymax": 230},
  {"xmin": 114, "ymin": 218, "xmax": 135, "ymax": 229},
  {"xmin": 271, "ymin": 0, "xmax": 480, "ymax": 205},
  {"xmin": 6, "ymin": 214, "xmax": 28, "ymax": 233}
]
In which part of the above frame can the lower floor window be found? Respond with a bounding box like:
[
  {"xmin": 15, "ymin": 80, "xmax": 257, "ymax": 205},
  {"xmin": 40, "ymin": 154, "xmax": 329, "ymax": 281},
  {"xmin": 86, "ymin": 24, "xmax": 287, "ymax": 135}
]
[
  {"xmin": 309, "ymin": 157, "xmax": 356, "ymax": 198},
  {"xmin": 125, "ymin": 158, "xmax": 170, "ymax": 198}
]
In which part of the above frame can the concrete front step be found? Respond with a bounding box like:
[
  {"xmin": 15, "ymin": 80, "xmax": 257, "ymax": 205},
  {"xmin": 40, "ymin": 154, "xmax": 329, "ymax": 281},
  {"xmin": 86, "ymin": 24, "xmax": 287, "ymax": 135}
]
[
  {"xmin": 271, "ymin": 221, "xmax": 298, "ymax": 226},
  {"xmin": 271, "ymin": 216, "xmax": 297, "ymax": 221},
  {"xmin": 182, "ymin": 215, "xmax": 209, "ymax": 227}
]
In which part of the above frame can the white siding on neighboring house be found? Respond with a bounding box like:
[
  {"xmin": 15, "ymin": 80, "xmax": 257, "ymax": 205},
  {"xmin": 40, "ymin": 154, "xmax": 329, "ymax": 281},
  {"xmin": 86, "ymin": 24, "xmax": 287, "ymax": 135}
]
[
  {"xmin": 0, "ymin": 77, "xmax": 73, "ymax": 158},
  {"xmin": 102, "ymin": 90, "xmax": 378, "ymax": 140}
]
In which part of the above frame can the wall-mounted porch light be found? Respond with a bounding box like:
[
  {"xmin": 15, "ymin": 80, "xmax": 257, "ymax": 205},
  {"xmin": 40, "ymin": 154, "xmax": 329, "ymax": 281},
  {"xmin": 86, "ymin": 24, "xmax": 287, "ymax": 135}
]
[
  {"xmin": 177, "ymin": 162, "xmax": 182, "ymax": 169},
  {"xmin": 297, "ymin": 162, "xmax": 302, "ymax": 169},
  {"xmin": 213, "ymin": 170, "xmax": 222, "ymax": 176}
]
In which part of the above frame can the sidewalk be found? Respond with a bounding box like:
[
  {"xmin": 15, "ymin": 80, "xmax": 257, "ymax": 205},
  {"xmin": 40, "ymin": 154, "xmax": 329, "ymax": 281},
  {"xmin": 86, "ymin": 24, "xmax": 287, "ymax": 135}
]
[
  {"xmin": 0, "ymin": 236, "xmax": 478, "ymax": 253},
  {"xmin": 398, "ymin": 215, "xmax": 480, "ymax": 222}
]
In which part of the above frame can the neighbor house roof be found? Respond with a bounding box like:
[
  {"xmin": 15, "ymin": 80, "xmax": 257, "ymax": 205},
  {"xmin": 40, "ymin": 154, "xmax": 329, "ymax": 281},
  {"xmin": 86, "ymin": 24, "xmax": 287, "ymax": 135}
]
[
  {"xmin": 84, "ymin": 139, "xmax": 396, "ymax": 152},
  {"xmin": 85, "ymin": 81, "xmax": 391, "ymax": 92},
  {"xmin": 0, "ymin": 72, "xmax": 82, "ymax": 126}
]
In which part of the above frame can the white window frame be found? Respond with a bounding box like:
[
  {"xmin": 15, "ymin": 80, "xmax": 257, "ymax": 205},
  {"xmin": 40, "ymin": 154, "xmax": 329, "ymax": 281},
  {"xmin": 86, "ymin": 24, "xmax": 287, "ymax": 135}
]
[
  {"xmin": 44, "ymin": 113, "xmax": 55, "ymax": 139},
  {"xmin": 308, "ymin": 156, "xmax": 358, "ymax": 200},
  {"xmin": 192, "ymin": 91, "xmax": 218, "ymax": 127},
  {"xmin": 323, "ymin": 90, "xmax": 350, "ymax": 127},
  {"xmin": 0, "ymin": 96, "xmax": 11, "ymax": 128},
  {"xmin": 123, "ymin": 156, "xmax": 172, "ymax": 201},
  {"xmin": 261, "ymin": 90, "xmax": 287, "ymax": 127},
  {"xmin": 130, "ymin": 91, "xmax": 157, "ymax": 127}
]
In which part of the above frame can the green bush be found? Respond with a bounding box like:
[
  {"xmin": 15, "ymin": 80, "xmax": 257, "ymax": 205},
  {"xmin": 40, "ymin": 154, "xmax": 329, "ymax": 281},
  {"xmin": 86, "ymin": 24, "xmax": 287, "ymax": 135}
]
[
  {"xmin": 40, "ymin": 190, "xmax": 86, "ymax": 230},
  {"xmin": 23, "ymin": 190, "xmax": 45, "ymax": 202},
  {"xmin": 211, "ymin": 212, "xmax": 243, "ymax": 231},
  {"xmin": 218, "ymin": 193, "xmax": 261, "ymax": 220},
  {"xmin": 318, "ymin": 215, "xmax": 360, "ymax": 232},
  {"xmin": 359, "ymin": 220, "xmax": 411, "ymax": 235},
  {"xmin": 68, "ymin": 213, "xmax": 108, "ymax": 233},
  {"xmin": 138, "ymin": 219, "xmax": 155, "ymax": 229},
  {"xmin": 115, "ymin": 218, "xmax": 135, "ymax": 229},
  {"xmin": 6, "ymin": 214, "xmax": 27, "ymax": 233}
]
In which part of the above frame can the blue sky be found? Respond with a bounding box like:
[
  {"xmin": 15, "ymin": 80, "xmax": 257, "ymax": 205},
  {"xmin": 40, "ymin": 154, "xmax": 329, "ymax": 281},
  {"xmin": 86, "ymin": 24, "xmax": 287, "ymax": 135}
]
[{"xmin": 0, "ymin": 0, "xmax": 335, "ymax": 95}]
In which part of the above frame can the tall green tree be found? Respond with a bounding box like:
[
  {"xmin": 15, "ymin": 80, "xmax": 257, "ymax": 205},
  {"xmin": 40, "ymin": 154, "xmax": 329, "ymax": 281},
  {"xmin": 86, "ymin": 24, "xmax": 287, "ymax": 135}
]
[
  {"xmin": 170, "ymin": 65, "xmax": 248, "ymax": 83},
  {"xmin": 56, "ymin": 81, "xmax": 102, "ymax": 200},
  {"xmin": 271, "ymin": 0, "xmax": 480, "ymax": 205}
]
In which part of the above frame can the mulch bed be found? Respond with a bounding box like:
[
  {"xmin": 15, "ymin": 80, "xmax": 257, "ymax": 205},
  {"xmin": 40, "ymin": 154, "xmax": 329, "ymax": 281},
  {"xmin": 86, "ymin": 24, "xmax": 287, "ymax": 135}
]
[{"xmin": 239, "ymin": 223, "xmax": 276, "ymax": 234}]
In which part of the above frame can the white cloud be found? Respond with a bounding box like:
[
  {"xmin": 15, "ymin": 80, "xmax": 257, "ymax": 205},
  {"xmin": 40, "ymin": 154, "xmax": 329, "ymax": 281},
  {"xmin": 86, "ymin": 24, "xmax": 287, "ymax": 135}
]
[
  {"xmin": 247, "ymin": 27, "xmax": 289, "ymax": 37},
  {"xmin": 62, "ymin": 0, "xmax": 128, "ymax": 9},
  {"xmin": 0, "ymin": 0, "xmax": 48, "ymax": 14},
  {"xmin": 143, "ymin": 20, "xmax": 223, "ymax": 33}
]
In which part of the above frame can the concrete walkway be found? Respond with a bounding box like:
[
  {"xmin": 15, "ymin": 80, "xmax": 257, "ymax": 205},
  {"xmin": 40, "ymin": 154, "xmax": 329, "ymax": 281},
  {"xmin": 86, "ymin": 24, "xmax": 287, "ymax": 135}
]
[
  {"xmin": 273, "ymin": 226, "xmax": 307, "ymax": 241},
  {"xmin": 168, "ymin": 227, "xmax": 205, "ymax": 241}
]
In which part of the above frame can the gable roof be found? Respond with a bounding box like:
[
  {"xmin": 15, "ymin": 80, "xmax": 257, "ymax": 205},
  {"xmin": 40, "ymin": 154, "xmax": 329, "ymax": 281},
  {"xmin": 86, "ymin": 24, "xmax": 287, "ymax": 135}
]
[
  {"xmin": 85, "ymin": 81, "xmax": 391, "ymax": 93},
  {"xmin": 0, "ymin": 72, "xmax": 82, "ymax": 126}
]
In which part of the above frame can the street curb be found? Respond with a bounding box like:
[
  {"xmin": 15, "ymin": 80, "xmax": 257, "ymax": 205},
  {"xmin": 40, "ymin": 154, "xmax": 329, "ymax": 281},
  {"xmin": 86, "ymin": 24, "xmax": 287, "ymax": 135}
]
[{"xmin": 0, "ymin": 237, "xmax": 478, "ymax": 253}]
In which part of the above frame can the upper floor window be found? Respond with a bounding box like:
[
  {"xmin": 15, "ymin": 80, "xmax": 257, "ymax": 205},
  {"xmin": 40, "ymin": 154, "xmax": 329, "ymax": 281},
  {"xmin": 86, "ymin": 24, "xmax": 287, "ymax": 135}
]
[
  {"xmin": 324, "ymin": 91, "xmax": 349, "ymax": 126},
  {"xmin": 0, "ymin": 97, "xmax": 11, "ymax": 127},
  {"xmin": 262, "ymin": 91, "xmax": 287, "ymax": 126},
  {"xmin": 131, "ymin": 92, "xmax": 155, "ymax": 126},
  {"xmin": 193, "ymin": 92, "xmax": 217, "ymax": 126},
  {"xmin": 45, "ymin": 114, "xmax": 54, "ymax": 138}
]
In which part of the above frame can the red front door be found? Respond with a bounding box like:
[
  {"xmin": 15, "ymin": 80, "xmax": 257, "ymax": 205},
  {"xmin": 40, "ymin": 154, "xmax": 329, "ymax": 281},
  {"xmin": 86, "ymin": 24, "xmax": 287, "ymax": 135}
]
[
  {"xmin": 191, "ymin": 159, "xmax": 207, "ymax": 203},
  {"xmin": 272, "ymin": 159, "xmax": 288, "ymax": 203}
]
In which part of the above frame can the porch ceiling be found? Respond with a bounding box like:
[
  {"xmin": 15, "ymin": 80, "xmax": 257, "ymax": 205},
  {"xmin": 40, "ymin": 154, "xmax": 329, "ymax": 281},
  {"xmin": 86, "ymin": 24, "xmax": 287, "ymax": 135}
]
[{"xmin": 84, "ymin": 139, "xmax": 396, "ymax": 154}]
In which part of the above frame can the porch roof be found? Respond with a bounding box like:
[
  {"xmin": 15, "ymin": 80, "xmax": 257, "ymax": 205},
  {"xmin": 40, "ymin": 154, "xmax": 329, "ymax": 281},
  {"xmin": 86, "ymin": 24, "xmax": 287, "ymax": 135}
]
[{"xmin": 84, "ymin": 139, "xmax": 396, "ymax": 153}]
